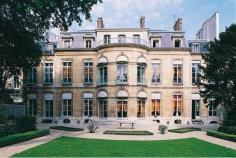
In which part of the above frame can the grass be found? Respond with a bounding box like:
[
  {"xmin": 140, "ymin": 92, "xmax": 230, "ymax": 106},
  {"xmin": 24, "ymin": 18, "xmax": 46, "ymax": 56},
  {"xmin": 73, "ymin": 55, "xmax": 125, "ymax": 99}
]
[
  {"xmin": 13, "ymin": 137, "xmax": 236, "ymax": 157},
  {"xmin": 49, "ymin": 126, "xmax": 84, "ymax": 131},
  {"xmin": 168, "ymin": 127, "xmax": 201, "ymax": 133},
  {"xmin": 103, "ymin": 130, "xmax": 153, "ymax": 135}
]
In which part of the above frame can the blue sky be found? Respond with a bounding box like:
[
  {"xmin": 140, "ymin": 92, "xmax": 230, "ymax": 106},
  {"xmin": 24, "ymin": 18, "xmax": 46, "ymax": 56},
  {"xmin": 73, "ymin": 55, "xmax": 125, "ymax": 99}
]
[{"xmin": 65, "ymin": 0, "xmax": 236, "ymax": 39}]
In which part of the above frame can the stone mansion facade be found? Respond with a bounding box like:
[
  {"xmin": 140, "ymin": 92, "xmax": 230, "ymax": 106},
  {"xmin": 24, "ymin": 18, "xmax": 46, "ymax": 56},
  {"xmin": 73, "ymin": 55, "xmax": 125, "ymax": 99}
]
[{"xmin": 25, "ymin": 16, "xmax": 223, "ymax": 125}]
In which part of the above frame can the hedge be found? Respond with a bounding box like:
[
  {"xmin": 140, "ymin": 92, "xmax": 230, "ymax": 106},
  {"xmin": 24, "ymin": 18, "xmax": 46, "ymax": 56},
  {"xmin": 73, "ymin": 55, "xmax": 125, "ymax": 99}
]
[
  {"xmin": 103, "ymin": 130, "xmax": 154, "ymax": 135},
  {"xmin": 50, "ymin": 126, "xmax": 84, "ymax": 131},
  {"xmin": 207, "ymin": 130, "xmax": 236, "ymax": 142},
  {"xmin": 0, "ymin": 129, "xmax": 50, "ymax": 148},
  {"xmin": 218, "ymin": 126, "xmax": 236, "ymax": 135},
  {"xmin": 169, "ymin": 127, "xmax": 201, "ymax": 133}
]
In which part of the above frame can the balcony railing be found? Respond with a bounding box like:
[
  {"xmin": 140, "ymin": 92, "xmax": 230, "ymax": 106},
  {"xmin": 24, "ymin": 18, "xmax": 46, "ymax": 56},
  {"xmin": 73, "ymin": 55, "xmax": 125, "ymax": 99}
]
[
  {"xmin": 97, "ymin": 80, "xmax": 107, "ymax": 86},
  {"xmin": 137, "ymin": 78, "xmax": 147, "ymax": 85},
  {"xmin": 97, "ymin": 37, "xmax": 148, "ymax": 47}
]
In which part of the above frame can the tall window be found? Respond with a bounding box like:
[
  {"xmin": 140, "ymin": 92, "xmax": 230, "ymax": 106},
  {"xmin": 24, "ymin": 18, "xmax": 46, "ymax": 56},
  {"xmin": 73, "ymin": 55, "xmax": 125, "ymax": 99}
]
[
  {"xmin": 153, "ymin": 40, "xmax": 160, "ymax": 48},
  {"xmin": 133, "ymin": 35, "xmax": 140, "ymax": 44},
  {"xmin": 152, "ymin": 62, "xmax": 160, "ymax": 83},
  {"xmin": 209, "ymin": 106, "xmax": 217, "ymax": 116},
  {"xmin": 28, "ymin": 67, "xmax": 36, "ymax": 84},
  {"xmin": 104, "ymin": 35, "xmax": 110, "ymax": 44},
  {"xmin": 62, "ymin": 62, "xmax": 72, "ymax": 84},
  {"xmin": 44, "ymin": 94, "xmax": 53, "ymax": 117},
  {"xmin": 117, "ymin": 63, "xmax": 128, "ymax": 83},
  {"xmin": 192, "ymin": 100, "xmax": 200, "ymax": 119},
  {"xmin": 44, "ymin": 62, "xmax": 53, "ymax": 84},
  {"xmin": 192, "ymin": 62, "xmax": 200, "ymax": 84},
  {"xmin": 118, "ymin": 35, "xmax": 126, "ymax": 43},
  {"xmin": 28, "ymin": 99, "xmax": 36, "ymax": 116},
  {"xmin": 117, "ymin": 100, "xmax": 127, "ymax": 118},
  {"xmin": 62, "ymin": 93, "xmax": 72, "ymax": 116},
  {"xmin": 99, "ymin": 99, "xmax": 107, "ymax": 118},
  {"xmin": 137, "ymin": 64, "xmax": 146, "ymax": 84},
  {"xmin": 137, "ymin": 99, "xmax": 145, "ymax": 118},
  {"xmin": 84, "ymin": 97, "xmax": 93, "ymax": 117},
  {"xmin": 85, "ymin": 40, "xmax": 92, "ymax": 48},
  {"xmin": 84, "ymin": 60, "xmax": 93, "ymax": 84},
  {"xmin": 173, "ymin": 61, "xmax": 182, "ymax": 84},
  {"xmin": 173, "ymin": 94, "xmax": 182, "ymax": 116},
  {"xmin": 152, "ymin": 96, "xmax": 160, "ymax": 117},
  {"xmin": 98, "ymin": 65, "xmax": 107, "ymax": 84},
  {"xmin": 13, "ymin": 76, "xmax": 20, "ymax": 89}
]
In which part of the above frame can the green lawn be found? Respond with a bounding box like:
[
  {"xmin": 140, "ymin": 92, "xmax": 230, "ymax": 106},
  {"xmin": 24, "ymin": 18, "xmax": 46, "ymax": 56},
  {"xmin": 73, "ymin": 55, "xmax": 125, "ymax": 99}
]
[{"xmin": 13, "ymin": 137, "xmax": 236, "ymax": 157}]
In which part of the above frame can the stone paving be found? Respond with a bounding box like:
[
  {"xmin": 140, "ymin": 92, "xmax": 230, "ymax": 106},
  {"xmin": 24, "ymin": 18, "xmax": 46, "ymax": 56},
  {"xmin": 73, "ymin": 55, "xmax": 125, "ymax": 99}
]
[{"xmin": 0, "ymin": 124, "xmax": 236, "ymax": 157}]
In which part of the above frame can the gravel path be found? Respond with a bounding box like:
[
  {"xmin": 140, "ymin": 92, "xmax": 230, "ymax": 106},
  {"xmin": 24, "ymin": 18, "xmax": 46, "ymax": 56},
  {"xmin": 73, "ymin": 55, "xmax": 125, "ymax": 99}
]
[{"xmin": 0, "ymin": 125, "xmax": 236, "ymax": 157}]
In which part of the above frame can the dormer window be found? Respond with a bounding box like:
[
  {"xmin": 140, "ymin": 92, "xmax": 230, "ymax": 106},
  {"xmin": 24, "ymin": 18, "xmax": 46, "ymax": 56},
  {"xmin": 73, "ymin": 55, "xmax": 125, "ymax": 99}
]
[
  {"xmin": 133, "ymin": 35, "xmax": 140, "ymax": 44},
  {"xmin": 86, "ymin": 40, "xmax": 92, "ymax": 48},
  {"xmin": 192, "ymin": 43, "xmax": 200, "ymax": 52},
  {"xmin": 64, "ymin": 40, "xmax": 71, "ymax": 48},
  {"xmin": 153, "ymin": 40, "xmax": 160, "ymax": 48},
  {"xmin": 118, "ymin": 35, "xmax": 126, "ymax": 43},
  {"xmin": 174, "ymin": 39, "xmax": 181, "ymax": 48}
]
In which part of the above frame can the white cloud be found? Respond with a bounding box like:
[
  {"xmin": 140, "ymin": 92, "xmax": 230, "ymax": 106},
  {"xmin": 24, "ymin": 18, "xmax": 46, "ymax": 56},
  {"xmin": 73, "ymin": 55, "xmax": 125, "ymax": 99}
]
[{"xmin": 71, "ymin": 0, "xmax": 184, "ymax": 30}]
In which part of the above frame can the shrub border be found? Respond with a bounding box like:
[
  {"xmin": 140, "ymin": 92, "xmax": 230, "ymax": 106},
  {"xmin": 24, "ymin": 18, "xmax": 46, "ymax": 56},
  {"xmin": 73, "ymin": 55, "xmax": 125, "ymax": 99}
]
[
  {"xmin": 0, "ymin": 129, "xmax": 50, "ymax": 148},
  {"xmin": 168, "ymin": 127, "xmax": 201, "ymax": 133},
  {"xmin": 207, "ymin": 130, "xmax": 236, "ymax": 142},
  {"xmin": 50, "ymin": 126, "xmax": 84, "ymax": 131},
  {"xmin": 103, "ymin": 130, "xmax": 153, "ymax": 135}
]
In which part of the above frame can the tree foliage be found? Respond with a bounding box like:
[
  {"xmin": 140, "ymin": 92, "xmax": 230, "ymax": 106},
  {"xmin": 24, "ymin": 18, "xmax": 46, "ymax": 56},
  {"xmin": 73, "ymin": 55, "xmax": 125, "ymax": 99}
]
[
  {"xmin": 200, "ymin": 24, "xmax": 236, "ymax": 120},
  {"xmin": 0, "ymin": 0, "xmax": 101, "ymax": 100}
]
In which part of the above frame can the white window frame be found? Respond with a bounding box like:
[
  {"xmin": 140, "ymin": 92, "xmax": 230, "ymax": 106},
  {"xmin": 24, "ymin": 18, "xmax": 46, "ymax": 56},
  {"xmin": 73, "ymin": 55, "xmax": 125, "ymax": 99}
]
[
  {"xmin": 44, "ymin": 94, "xmax": 53, "ymax": 118},
  {"xmin": 28, "ymin": 67, "xmax": 36, "ymax": 84},
  {"xmin": 117, "ymin": 63, "xmax": 128, "ymax": 83},
  {"xmin": 173, "ymin": 60, "xmax": 183, "ymax": 84},
  {"xmin": 44, "ymin": 61, "xmax": 53, "ymax": 84},
  {"xmin": 104, "ymin": 35, "xmax": 111, "ymax": 44},
  {"xmin": 62, "ymin": 93, "xmax": 73, "ymax": 117},
  {"xmin": 117, "ymin": 99, "xmax": 128, "ymax": 119},
  {"xmin": 62, "ymin": 61, "xmax": 72, "ymax": 84},
  {"xmin": 209, "ymin": 105, "xmax": 217, "ymax": 116},
  {"xmin": 137, "ymin": 64, "xmax": 146, "ymax": 84},
  {"xmin": 118, "ymin": 35, "xmax": 126, "ymax": 43},
  {"xmin": 84, "ymin": 94, "xmax": 93, "ymax": 117},
  {"xmin": 84, "ymin": 60, "xmax": 93, "ymax": 84},
  {"xmin": 28, "ymin": 99, "xmax": 36, "ymax": 116},
  {"xmin": 192, "ymin": 61, "xmax": 201, "ymax": 85},
  {"xmin": 133, "ymin": 35, "xmax": 140, "ymax": 44},
  {"xmin": 172, "ymin": 38, "xmax": 182, "ymax": 48},
  {"xmin": 152, "ymin": 61, "xmax": 161, "ymax": 84},
  {"xmin": 173, "ymin": 94, "xmax": 182, "ymax": 116},
  {"xmin": 151, "ymin": 38, "xmax": 161, "ymax": 48}
]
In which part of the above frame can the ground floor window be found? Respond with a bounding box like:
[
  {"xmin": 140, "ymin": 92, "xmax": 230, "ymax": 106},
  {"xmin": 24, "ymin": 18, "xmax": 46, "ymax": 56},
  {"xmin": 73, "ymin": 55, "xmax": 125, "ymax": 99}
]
[
  {"xmin": 84, "ymin": 98, "xmax": 93, "ymax": 117},
  {"xmin": 209, "ymin": 105, "xmax": 217, "ymax": 116},
  {"xmin": 63, "ymin": 99, "xmax": 72, "ymax": 116},
  {"xmin": 173, "ymin": 94, "xmax": 182, "ymax": 116},
  {"xmin": 137, "ymin": 99, "xmax": 145, "ymax": 118},
  {"xmin": 192, "ymin": 100, "xmax": 200, "ymax": 119},
  {"xmin": 152, "ymin": 99, "xmax": 160, "ymax": 117},
  {"xmin": 99, "ymin": 99, "xmax": 107, "ymax": 118},
  {"xmin": 28, "ymin": 99, "xmax": 36, "ymax": 116},
  {"xmin": 44, "ymin": 100, "xmax": 53, "ymax": 117},
  {"xmin": 117, "ymin": 100, "xmax": 127, "ymax": 118}
]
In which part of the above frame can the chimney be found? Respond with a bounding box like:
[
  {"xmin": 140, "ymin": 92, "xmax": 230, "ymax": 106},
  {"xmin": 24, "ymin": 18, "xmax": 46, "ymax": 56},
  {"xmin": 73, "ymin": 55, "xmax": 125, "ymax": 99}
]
[
  {"xmin": 97, "ymin": 17, "xmax": 104, "ymax": 29},
  {"xmin": 173, "ymin": 18, "xmax": 183, "ymax": 31},
  {"xmin": 140, "ymin": 16, "xmax": 145, "ymax": 28}
]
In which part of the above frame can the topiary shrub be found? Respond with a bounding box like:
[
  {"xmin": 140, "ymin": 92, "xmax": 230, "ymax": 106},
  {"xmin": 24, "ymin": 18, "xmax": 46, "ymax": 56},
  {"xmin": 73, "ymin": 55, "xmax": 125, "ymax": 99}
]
[
  {"xmin": 87, "ymin": 122, "xmax": 98, "ymax": 133},
  {"xmin": 158, "ymin": 125, "xmax": 168, "ymax": 134},
  {"xmin": 218, "ymin": 126, "xmax": 236, "ymax": 135}
]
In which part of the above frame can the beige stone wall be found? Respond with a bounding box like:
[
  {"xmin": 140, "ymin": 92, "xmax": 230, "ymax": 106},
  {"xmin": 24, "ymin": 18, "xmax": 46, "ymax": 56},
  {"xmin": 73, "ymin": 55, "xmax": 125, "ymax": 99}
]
[{"xmin": 31, "ymin": 46, "xmax": 220, "ymax": 124}]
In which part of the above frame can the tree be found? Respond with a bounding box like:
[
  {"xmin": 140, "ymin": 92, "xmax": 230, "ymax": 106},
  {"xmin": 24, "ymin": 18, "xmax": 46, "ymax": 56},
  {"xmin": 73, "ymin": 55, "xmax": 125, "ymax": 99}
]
[
  {"xmin": 199, "ymin": 24, "xmax": 236, "ymax": 123},
  {"xmin": 0, "ymin": 0, "xmax": 102, "ymax": 102}
]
